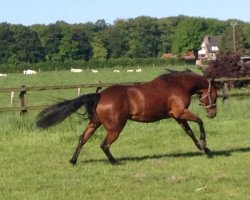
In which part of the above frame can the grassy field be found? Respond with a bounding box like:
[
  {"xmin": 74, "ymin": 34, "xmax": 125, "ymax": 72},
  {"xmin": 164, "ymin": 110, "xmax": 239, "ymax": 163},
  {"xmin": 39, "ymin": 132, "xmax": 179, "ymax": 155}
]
[
  {"xmin": 0, "ymin": 65, "xmax": 201, "ymax": 107},
  {"xmin": 0, "ymin": 66, "xmax": 249, "ymax": 200}
]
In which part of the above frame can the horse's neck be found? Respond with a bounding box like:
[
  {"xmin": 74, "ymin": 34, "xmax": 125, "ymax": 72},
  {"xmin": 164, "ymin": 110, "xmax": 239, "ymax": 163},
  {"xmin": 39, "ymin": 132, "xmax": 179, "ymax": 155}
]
[
  {"xmin": 159, "ymin": 73, "xmax": 208, "ymax": 95},
  {"xmin": 186, "ymin": 76, "xmax": 208, "ymax": 95}
]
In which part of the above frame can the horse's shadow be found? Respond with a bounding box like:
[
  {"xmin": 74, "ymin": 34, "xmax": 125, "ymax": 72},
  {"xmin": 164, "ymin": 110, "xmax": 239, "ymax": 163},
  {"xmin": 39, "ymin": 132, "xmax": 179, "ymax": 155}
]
[{"xmin": 81, "ymin": 147, "xmax": 250, "ymax": 164}]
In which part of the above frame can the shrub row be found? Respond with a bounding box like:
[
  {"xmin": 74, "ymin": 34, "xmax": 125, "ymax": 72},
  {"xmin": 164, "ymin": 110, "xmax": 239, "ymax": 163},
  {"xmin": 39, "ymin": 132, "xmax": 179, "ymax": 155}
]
[{"xmin": 0, "ymin": 58, "xmax": 194, "ymax": 73}]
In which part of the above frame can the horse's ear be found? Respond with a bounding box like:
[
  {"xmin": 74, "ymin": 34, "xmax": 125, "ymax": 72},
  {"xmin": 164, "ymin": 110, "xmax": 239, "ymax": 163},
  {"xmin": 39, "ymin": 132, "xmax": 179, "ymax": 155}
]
[
  {"xmin": 210, "ymin": 78, "xmax": 215, "ymax": 86},
  {"xmin": 210, "ymin": 78, "xmax": 220, "ymax": 90}
]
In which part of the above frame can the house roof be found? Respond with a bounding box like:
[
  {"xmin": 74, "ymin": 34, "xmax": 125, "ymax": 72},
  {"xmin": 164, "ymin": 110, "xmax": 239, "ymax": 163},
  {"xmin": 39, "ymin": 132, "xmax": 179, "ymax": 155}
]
[
  {"xmin": 203, "ymin": 35, "xmax": 221, "ymax": 53},
  {"xmin": 204, "ymin": 35, "xmax": 221, "ymax": 46}
]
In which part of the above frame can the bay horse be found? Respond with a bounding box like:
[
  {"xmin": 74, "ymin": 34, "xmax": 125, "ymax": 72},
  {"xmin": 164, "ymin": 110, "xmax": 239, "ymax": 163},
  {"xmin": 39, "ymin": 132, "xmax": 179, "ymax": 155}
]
[{"xmin": 36, "ymin": 70, "xmax": 217, "ymax": 165}]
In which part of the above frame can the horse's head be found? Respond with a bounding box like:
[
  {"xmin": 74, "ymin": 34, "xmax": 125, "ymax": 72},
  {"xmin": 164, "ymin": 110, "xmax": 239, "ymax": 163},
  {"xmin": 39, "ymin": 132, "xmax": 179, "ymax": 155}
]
[{"xmin": 198, "ymin": 80, "xmax": 217, "ymax": 118}]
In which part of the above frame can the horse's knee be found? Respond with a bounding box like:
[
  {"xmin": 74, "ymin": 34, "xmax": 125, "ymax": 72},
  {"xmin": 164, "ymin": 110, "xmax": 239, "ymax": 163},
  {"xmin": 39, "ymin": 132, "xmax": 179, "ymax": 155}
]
[{"xmin": 195, "ymin": 117, "xmax": 203, "ymax": 125}]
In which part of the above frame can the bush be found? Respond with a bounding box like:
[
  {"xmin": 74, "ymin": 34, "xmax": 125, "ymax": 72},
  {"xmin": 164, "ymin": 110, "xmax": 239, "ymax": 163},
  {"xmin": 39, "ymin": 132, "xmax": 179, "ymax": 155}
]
[{"xmin": 204, "ymin": 53, "xmax": 247, "ymax": 78}]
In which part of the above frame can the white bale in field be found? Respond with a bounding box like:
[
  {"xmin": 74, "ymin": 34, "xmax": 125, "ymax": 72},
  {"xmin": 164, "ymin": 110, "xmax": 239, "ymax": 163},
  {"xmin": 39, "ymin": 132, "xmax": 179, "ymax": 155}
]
[
  {"xmin": 0, "ymin": 73, "xmax": 7, "ymax": 76},
  {"xmin": 136, "ymin": 68, "xmax": 142, "ymax": 72},
  {"xmin": 127, "ymin": 69, "xmax": 134, "ymax": 72},
  {"xmin": 92, "ymin": 69, "xmax": 98, "ymax": 73},
  {"xmin": 70, "ymin": 68, "xmax": 83, "ymax": 73},
  {"xmin": 23, "ymin": 69, "xmax": 37, "ymax": 75},
  {"xmin": 113, "ymin": 70, "xmax": 120, "ymax": 73}
]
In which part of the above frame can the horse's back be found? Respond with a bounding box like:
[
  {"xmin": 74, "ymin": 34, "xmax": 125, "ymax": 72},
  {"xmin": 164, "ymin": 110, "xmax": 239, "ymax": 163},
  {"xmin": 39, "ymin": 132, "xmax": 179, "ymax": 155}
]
[
  {"xmin": 96, "ymin": 75, "xmax": 193, "ymax": 124},
  {"xmin": 97, "ymin": 82, "xmax": 172, "ymax": 123}
]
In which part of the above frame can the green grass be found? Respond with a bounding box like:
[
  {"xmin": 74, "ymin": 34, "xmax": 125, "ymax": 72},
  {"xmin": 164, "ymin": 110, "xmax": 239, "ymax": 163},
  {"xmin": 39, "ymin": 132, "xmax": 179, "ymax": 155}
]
[
  {"xmin": 0, "ymin": 65, "xmax": 200, "ymax": 107},
  {"xmin": 0, "ymin": 66, "xmax": 249, "ymax": 200}
]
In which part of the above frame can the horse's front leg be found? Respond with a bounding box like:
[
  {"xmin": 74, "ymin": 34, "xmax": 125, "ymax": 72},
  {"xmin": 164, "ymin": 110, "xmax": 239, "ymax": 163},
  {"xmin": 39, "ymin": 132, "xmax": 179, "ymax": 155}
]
[
  {"xmin": 174, "ymin": 109, "xmax": 210, "ymax": 154},
  {"xmin": 194, "ymin": 117, "xmax": 210, "ymax": 153},
  {"xmin": 69, "ymin": 121, "xmax": 100, "ymax": 165},
  {"xmin": 175, "ymin": 119, "xmax": 202, "ymax": 151}
]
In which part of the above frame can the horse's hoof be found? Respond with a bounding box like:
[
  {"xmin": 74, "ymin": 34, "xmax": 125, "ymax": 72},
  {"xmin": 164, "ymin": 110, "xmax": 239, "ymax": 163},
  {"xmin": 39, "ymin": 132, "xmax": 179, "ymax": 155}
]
[
  {"xmin": 201, "ymin": 147, "xmax": 210, "ymax": 154},
  {"xmin": 69, "ymin": 159, "xmax": 77, "ymax": 165},
  {"xmin": 111, "ymin": 160, "xmax": 122, "ymax": 165},
  {"xmin": 204, "ymin": 147, "xmax": 210, "ymax": 154}
]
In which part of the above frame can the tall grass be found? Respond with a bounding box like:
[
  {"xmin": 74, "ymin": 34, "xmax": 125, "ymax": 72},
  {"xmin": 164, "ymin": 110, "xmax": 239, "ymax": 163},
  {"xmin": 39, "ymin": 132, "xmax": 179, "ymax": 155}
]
[{"xmin": 0, "ymin": 66, "xmax": 249, "ymax": 200}]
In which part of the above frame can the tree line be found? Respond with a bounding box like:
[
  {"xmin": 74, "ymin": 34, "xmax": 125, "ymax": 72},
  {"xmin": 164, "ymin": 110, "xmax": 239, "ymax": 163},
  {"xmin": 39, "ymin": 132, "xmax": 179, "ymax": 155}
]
[{"xmin": 0, "ymin": 15, "xmax": 250, "ymax": 71}]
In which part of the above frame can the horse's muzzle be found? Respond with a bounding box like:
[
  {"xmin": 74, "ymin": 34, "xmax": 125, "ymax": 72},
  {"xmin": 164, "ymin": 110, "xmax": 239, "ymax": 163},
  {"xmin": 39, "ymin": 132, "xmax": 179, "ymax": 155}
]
[{"xmin": 207, "ymin": 108, "xmax": 217, "ymax": 118}]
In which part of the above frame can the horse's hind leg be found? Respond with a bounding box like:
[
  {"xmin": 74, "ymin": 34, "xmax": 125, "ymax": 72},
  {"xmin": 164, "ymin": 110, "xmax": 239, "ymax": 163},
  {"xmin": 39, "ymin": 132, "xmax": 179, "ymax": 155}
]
[
  {"xmin": 69, "ymin": 121, "xmax": 101, "ymax": 165},
  {"xmin": 100, "ymin": 131, "xmax": 121, "ymax": 165}
]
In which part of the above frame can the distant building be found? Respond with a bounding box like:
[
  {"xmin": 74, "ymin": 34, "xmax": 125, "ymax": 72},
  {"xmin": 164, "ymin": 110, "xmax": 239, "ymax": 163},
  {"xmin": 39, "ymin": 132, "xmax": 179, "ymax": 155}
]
[
  {"xmin": 198, "ymin": 35, "xmax": 222, "ymax": 60},
  {"xmin": 161, "ymin": 51, "xmax": 195, "ymax": 60}
]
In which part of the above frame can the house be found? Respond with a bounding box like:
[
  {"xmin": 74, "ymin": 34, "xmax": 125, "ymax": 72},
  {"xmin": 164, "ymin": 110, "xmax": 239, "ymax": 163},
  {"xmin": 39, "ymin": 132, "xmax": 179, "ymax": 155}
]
[{"xmin": 198, "ymin": 35, "xmax": 221, "ymax": 61}]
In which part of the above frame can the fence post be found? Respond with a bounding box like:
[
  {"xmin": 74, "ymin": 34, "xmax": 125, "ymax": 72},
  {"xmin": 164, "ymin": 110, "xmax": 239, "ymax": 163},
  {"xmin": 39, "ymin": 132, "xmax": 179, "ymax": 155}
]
[
  {"xmin": 222, "ymin": 81, "xmax": 229, "ymax": 102},
  {"xmin": 77, "ymin": 87, "xmax": 81, "ymax": 97},
  {"xmin": 19, "ymin": 85, "xmax": 27, "ymax": 115},
  {"xmin": 96, "ymin": 81, "xmax": 102, "ymax": 93},
  {"xmin": 10, "ymin": 91, "xmax": 15, "ymax": 106}
]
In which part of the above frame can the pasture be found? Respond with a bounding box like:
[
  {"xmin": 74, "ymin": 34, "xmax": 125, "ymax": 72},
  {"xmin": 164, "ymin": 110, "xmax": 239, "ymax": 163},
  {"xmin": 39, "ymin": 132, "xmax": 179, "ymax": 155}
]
[{"xmin": 0, "ymin": 66, "xmax": 249, "ymax": 200}]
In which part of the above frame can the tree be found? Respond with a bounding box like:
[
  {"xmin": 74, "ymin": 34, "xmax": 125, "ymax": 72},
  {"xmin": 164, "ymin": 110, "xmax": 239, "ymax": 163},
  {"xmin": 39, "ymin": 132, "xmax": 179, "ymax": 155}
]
[
  {"xmin": 94, "ymin": 19, "xmax": 109, "ymax": 31},
  {"xmin": 58, "ymin": 30, "xmax": 79, "ymax": 61},
  {"xmin": 8, "ymin": 25, "xmax": 45, "ymax": 63},
  {"xmin": 57, "ymin": 27, "xmax": 92, "ymax": 61},
  {"xmin": 100, "ymin": 20, "xmax": 129, "ymax": 58},
  {"xmin": 41, "ymin": 24, "xmax": 62, "ymax": 61},
  {"xmin": 172, "ymin": 18, "xmax": 204, "ymax": 55},
  {"xmin": 221, "ymin": 22, "xmax": 246, "ymax": 54},
  {"xmin": 0, "ymin": 16, "xmax": 250, "ymax": 67},
  {"xmin": 202, "ymin": 18, "xmax": 226, "ymax": 36},
  {"xmin": 157, "ymin": 17, "xmax": 181, "ymax": 54},
  {"xmin": 91, "ymin": 34, "xmax": 107, "ymax": 59},
  {"xmin": 126, "ymin": 16, "xmax": 160, "ymax": 58},
  {"xmin": 0, "ymin": 23, "xmax": 14, "ymax": 64},
  {"xmin": 242, "ymin": 23, "xmax": 250, "ymax": 55},
  {"xmin": 172, "ymin": 17, "xmax": 206, "ymax": 55},
  {"xmin": 73, "ymin": 27, "xmax": 92, "ymax": 61}
]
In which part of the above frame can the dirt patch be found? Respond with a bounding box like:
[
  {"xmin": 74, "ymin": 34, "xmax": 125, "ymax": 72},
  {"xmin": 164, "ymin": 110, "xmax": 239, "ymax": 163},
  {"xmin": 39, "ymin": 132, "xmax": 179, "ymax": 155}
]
[
  {"xmin": 167, "ymin": 175, "xmax": 187, "ymax": 182},
  {"xmin": 134, "ymin": 172, "xmax": 147, "ymax": 178}
]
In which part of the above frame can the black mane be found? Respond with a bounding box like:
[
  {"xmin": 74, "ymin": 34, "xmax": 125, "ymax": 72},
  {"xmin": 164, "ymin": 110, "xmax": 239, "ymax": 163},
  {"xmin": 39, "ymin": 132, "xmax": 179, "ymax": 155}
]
[
  {"xmin": 166, "ymin": 69, "xmax": 194, "ymax": 74},
  {"xmin": 164, "ymin": 69, "xmax": 194, "ymax": 75}
]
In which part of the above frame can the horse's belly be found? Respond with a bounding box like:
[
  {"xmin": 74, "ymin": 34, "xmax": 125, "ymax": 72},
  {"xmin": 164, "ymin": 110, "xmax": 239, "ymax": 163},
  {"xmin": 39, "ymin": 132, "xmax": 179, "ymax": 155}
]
[
  {"xmin": 130, "ymin": 116, "xmax": 168, "ymax": 123},
  {"xmin": 127, "ymin": 87, "xmax": 171, "ymax": 122},
  {"xmin": 130, "ymin": 111, "xmax": 170, "ymax": 123}
]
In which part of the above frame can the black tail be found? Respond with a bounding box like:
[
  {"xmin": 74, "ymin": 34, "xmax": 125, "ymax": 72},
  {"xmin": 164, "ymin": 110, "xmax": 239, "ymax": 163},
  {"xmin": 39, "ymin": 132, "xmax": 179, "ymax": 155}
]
[{"xmin": 36, "ymin": 93, "xmax": 101, "ymax": 129}]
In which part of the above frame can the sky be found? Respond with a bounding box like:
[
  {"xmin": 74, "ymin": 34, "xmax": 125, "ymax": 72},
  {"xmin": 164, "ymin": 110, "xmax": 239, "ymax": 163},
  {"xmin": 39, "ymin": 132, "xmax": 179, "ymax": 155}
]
[{"xmin": 0, "ymin": 0, "xmax": 249, "ymax": 26}]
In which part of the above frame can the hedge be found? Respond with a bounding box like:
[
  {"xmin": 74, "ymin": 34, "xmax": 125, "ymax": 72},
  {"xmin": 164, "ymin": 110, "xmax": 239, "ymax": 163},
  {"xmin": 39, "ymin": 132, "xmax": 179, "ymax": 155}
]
[{"xmin": 0, "ymin": 58, "xmax": 195, "ymax": 73}]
